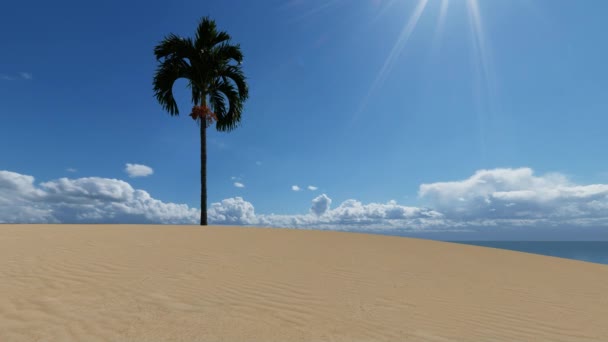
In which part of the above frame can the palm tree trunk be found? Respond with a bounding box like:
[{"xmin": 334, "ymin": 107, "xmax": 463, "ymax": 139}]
[{"xmin": 200, "ymin": 103, "xmax": 208, "ymax": 226}]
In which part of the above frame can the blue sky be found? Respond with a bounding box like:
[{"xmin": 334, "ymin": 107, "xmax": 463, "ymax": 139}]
[{"xmin": 1, "ymin": 0, "xmax": 608, "ymax": 240}]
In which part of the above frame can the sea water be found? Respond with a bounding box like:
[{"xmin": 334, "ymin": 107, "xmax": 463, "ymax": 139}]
[{"xmin": 449, "ymin": 241, "xmax": 608, "ymax": 265}]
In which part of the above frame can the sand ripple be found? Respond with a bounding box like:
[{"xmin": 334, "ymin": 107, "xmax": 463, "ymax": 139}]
[{"xmin": 1, "ymin": 224, "xmax": 607, "ymax": 342}]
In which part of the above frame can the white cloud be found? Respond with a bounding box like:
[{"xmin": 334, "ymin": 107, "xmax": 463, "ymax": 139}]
[
  {"xmin": 2, "ymin": 170, "xmax": 441, "ymax": 228},
  {"xmin": 0, "ymin": 171, "xmax": 45, "ymax": 197},
  {"xmin": 319, "ymin": 199, "xmax": 443, "ymax": 229},
  {"xmin": 125, "ymin": 163, "xmax": 154, "ymax": 178},
  {"xmin": 66, "ymin": 168, "xmax": 77, "ymax": 173},
  {"xmin": 234, "ymin": 182, "xmax": 245, "ymax": 188},
  {"xmin": 419, "ymin": 167, "xmax": 608, "ymax": 221},
  {"xmin": 208, "ymin": 197, "xmax": 256, "ymax": 224},
  {"xmin": 209, "ymin": 138, "xmax": 227, "ymax": 149},
  {"xmin": 1, "ymin": 72, "xmax": 32, "ymax": 81},
  {"xmin": 311, "ymin": 194, "xmax": 331, "ymax": 216},
  {"xmin": 0, "ymin": 171, "xmax": 47, "ymax": 222},
  {"xmin": 307, "ymin": 185, "xmax": 318, "ymax": 191},
  {"xmin": 207, "ymin": 195, "xmax": 443, "ymax": 231},
  {"xmin": 2, "ymin": 167, "xmax": 608, "ymax": 233},
  {"xmin": 207, "ymin": 168, "xmax": 608, "ymax": 230},
  {"xmin": 292, "ymin": 185, "xmax": 301, "ymax": 191},
  {"xmin": 0, "ymin": 171, "xmax": 198, "ymax": 224}
]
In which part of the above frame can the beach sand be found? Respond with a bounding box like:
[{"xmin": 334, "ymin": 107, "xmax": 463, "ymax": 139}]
[{"xmin": 1, "ymin": 224, "xmax": 607, "ymax": 341}]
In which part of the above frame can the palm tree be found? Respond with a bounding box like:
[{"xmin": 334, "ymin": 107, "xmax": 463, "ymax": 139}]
[{"xmin": 153, "ymin": 17, "xmax": 249, "ymax": 225}]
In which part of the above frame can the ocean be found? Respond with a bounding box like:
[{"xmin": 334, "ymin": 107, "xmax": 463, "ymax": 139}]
[{"xmin": 448, "ymin": 241, "xmax": 608, "ymax": 265}]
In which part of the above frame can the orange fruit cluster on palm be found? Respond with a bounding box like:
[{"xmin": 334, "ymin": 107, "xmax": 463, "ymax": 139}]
[{"xmin": 190, "ymin": 105, "xmax": 218, "ymax": 127}]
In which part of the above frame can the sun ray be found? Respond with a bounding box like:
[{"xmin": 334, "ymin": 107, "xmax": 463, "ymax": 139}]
[
  {"xmin": 352, "ymin": 0, "xmax": 429, "ymax": 125},
  {"xmin": 467, "ymin": 0, "xmax": 492, "ymax": 88},
  {"xmin": 467, "ymin": 0, "xmax": 498, "ymax": 161},
  {"xmin": 290, "ymin": 0, "xmax": 346, "ymax": 22},
  {"xmin": 418, "ymin": 0, "xmax": 449, "ymax": 97},
  {"xmin": 370, "ymin": 0, "xmax": 400, "ymax": 25},
  {"xmin": 430, "ymin": 0, "xmax": 449, "ymax": 57},
  {"xmin": 436, "ymin": 0, "xmax": 449, "ymax": 45}
]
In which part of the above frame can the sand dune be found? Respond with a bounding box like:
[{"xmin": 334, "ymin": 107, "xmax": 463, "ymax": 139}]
[{"xmin": 1, "ymin": 225, "xmax": 607, "ymax": 341}]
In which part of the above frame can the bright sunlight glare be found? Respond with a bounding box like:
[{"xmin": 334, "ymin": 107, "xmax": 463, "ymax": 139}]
[
  {"xmin": 467, "ymin": 0, "xmax": 498, "ymax": 160},
  {"xmin": 354, "ymin": 0, "xmax": 429, "ymax": 122},
  {"xmin": 347, "ymin": 0, "xmax": 498, "ymax": 152}
]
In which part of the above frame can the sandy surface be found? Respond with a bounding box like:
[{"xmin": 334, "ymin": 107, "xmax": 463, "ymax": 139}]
[{"xmin": 1, "ymin": 225, "xmax": 607, "ymax": 342}]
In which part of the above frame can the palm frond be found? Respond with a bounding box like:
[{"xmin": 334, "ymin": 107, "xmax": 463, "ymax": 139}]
[
  {"xmin": 153, "ymin": 16, "xmax": 248, "ymax": 128},
  {"xmin": 211, "ymin": 43, "xmax": 243, "ymax": 64},
  {"xmin": 195, "ymin": 17, "xmax": 217, "ymax": 50},
  {"xmin": 189, "ymin": 81, "xmax": 203, "ymax": 106},
  {"xmin": 194, "ymin": 17, "xmax": 233, "ymax": 51},
  {"xmin": 152, "ymin": 58, "xmax": 191, "ymax": 115},
  {"xmin": 154, "ymin": 34, "xmax": 195, "ymax": 61},
  {"xmin": 209, "ymin": 79, "xmax": 244, "ymax": 132},
  {"xmin": 209, "ymin": 87, "xmax": 227, "ymax": 121},
  {"xmin": 219, "ymin": 65, "xmax": 249, "ymax": 99},
  {"xmin": 212, "ymin": 31, "xmax": 231, "ymax": 47}
]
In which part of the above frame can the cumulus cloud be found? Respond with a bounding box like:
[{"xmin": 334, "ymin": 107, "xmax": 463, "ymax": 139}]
[
  {"xmin": 125, "ymin": 163, "xmax": 154, "ymax": 178},
  {"xmin": 320, "ymin": 199, "xmax": 443, "ymax": 229},
  {"xmin": 307, "ymin": 185, "xmax": 318, "ymax": 191},
  {"xmin": 419, "ymin": 168, "xmax": 608, "ymax": 223},
  {"xmin": 208, "ymin": 194, "xmax": 443, "ymax": 231},
  {"xmin": 3, "ymin": 167, "xmax": 608, "ymax": 233},
  {"xmin": 207, "ymin": 168, "xmax": 608, "ymax": 231},
  {"xmin": 291, "ymin": 185, "xmax": 301, "ymax": 191},
  {"xmin": 234, "ymin": 182, "xmax": 245, "ymax": 188},
  {"xmin": 0, "ymin": 171, "xmax": 44, "ymax": 197},
  {"xmin": 311, "ymin": 194, "xmax": 331, "ymax": 216},
  {"xmin": 208, "ymin": 197, "xmax": 256, "ymax": 225},
  {"xmin": 0, "ymin": 171, "xmax": 198, "ymax": 224},
  {"xmin": 0, "ymin": 171, "xmax": 50, "ymax": 223}
]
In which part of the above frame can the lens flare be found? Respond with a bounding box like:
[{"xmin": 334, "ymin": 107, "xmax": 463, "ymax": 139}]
[
  {"xmin": 431, "ymin": 0, "xmax": 449, "ymax": 54},
  {"xmin": 467, "ymin": 0, "xmax": 498, "ymax": 160},
  {"xmin": 370, "ymin": 0, "xmax": 400, "ymax": 25},
  {"xmin": 307, "ymin": 0, "xmax": 502, "ymax": 159},
  {"xmin": 290, "ymin": 0, "xmax": 345, "ymax": 22},
  {"xmin": 354, "ymin": 0, "xmax": 429, "ymax": 123}
]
